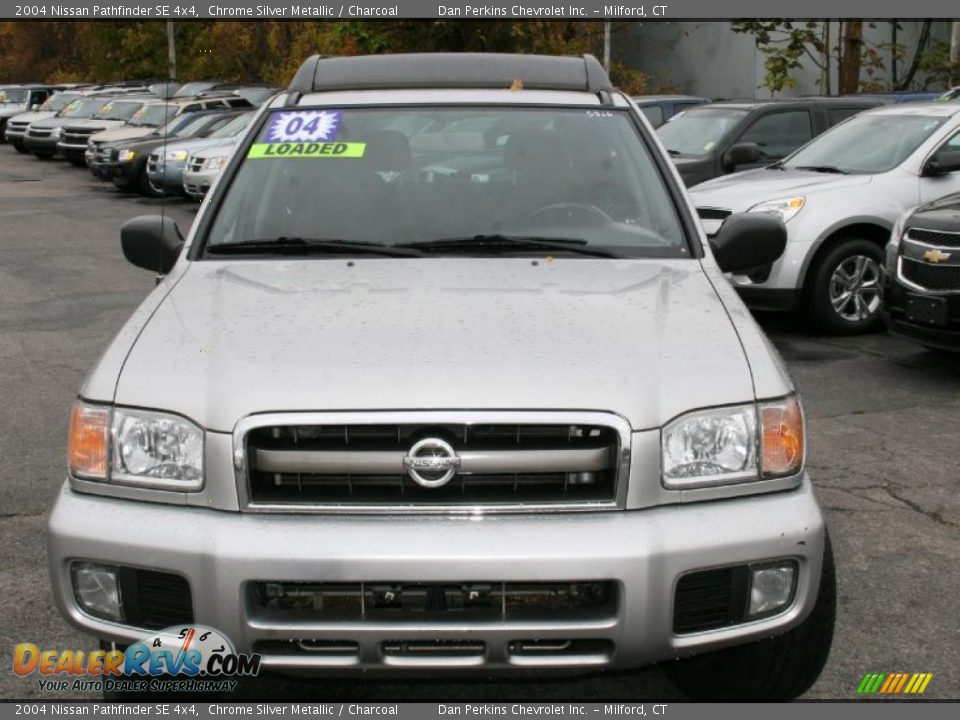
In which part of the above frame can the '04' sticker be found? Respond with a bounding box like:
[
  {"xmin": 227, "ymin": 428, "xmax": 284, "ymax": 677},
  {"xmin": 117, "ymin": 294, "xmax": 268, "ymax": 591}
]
[{"xmin": 264, "ymin": 110, "xmax": 343, "ymax": 143}]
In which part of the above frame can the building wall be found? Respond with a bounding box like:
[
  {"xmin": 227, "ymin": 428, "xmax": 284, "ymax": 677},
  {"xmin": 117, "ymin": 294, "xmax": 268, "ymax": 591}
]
[{"xmin": 621, "ymin": 21, "xmax": 952, "ymax": 99}]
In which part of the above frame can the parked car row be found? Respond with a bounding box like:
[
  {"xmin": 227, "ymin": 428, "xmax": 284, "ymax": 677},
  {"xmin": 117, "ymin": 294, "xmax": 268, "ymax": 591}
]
[
  {"xmin": 2, "ymin": 81, "xmax": 275, "ymax": 200},
  {"xmin": 668, "ymin": 101, "xmax": 960, "ymax": 347}
]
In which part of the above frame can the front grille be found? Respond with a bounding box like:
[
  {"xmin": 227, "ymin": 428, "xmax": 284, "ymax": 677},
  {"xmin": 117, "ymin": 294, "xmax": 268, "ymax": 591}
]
[
  {"xmin": 251, "ymin": 580, "xmax": 617, "ymax": 623},
  {"xmin": 905, "ymin": 227, "xmax": 960, "ymax": 248},
  {"xmin": 147, "ymin": 152, "xmax": 162, "ymax": 173},
  {"xmin": 28, "ymin": 128, "xmax": 51, "ymax": 138},
  {"xmin": 243, "ymin": 419, "xmax": 622, "ymax": 508},
  {"xmin": 61, "ymin": 128, "xmax": 96, "ymax": 145},
  {"xmin": 189, "ymin": 157, "xmax": 204, "ymax": 172},
  {"xmin": 901, "ymin": 257, "xmax": 960, "ymax": 292},
  {"xmin": 673, "ymin": 566, "xmax": 749, "ymax": 634},
  {"xmin": 118, "ymin": 569, "xmax": 194, "ymax": 631},
  {"xmin": 8, "ymin": 121, "xmax": 28, "ymax": 132}
]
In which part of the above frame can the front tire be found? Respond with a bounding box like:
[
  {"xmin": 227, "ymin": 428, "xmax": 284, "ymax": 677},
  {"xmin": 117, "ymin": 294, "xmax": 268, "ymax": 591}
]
[
  {"xmin": 662, "ymin": 533, "xmax": 836, "ymax": 701},
  {"xmin": 13, "ymin": 140, "xmax": 28, "ymax": 154},
  {"xmin": 805, "ymin": 239, "xmax": 884, "ymax": 334}
]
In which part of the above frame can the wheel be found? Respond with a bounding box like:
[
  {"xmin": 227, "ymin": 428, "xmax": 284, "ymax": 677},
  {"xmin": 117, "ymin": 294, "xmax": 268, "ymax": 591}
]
[
  {"xmin": 138, "ymin": 166, "xmax": 163, "ymax": 198},
  {"xmin": 805, "ymin": 239, "xmax": 884, "ymax": 334},
  {"xmin": 13, "ymin": 140, "xmax": 28, "ymax": 154},
  {"xmin": 662, "ymin": 533, "xmax": 836, "ymax": 701},
  {"xmin": 66, "ymin": 152, "xmax": 86, "ymax": 167}
]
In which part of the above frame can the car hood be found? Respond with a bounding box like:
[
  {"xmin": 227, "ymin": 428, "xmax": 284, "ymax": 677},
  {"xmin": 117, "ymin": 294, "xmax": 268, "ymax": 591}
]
[
  {"xmin": 690, "ymin": 168, "xmax": 873, "ymax": 212},
  {"xmin": 61, "ymin": 119, "xmax": 127, "ymax": 131},
  {"xmin": 192, "ymin": 141, "xmax": 238, "ymax": 161},
  {"xmin": 0, "ymin": 105, "xmax": 28, "ymax": 118},
  {"xmin": 115, "ymin": 258, "xmax": 756, "ymax": 433},
  {"xmin": 162, "ymin": 136, "xmax": 235, "ymax": 156},
  {"xmin": 6, "ymin": 110, "xmax": 55, "ymax": 124},
  {"xmin": 90, "ymin": 126, "xmax": 154, "ymax": 143}
]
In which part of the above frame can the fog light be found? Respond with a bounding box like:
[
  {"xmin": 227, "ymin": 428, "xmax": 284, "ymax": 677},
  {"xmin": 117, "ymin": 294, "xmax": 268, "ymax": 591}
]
[
  {"xmin": 748, "ymin": 563, "xmax": 796, "ymax": 617},
  {"xmin": 72, "ymin": 562, "xmax": 123, "ymax": 621}
]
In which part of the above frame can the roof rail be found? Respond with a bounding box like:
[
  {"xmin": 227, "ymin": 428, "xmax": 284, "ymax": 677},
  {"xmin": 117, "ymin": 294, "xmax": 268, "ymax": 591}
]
[{"xmin": 288, "ymin": 53, "xmax": 613, "ymax": 96}]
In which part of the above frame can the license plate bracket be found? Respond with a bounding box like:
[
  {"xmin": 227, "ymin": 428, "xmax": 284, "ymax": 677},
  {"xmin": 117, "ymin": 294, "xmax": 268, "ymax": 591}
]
[{"xmin": 905, "ymin": 293, "xmax": 948, "ymax": 326}]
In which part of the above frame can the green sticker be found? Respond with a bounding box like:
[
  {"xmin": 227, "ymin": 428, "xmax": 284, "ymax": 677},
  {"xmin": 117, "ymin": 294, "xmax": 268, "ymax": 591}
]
[{"xmin": 247, "ymin": 142, "xmax": 366, "ymax": 159}]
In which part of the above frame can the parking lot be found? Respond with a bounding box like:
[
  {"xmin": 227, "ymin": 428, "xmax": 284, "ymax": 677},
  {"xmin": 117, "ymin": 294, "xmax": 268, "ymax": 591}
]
[{"xmin": 1, "ymin": 148, "xmax": 958, "ymax": 701}]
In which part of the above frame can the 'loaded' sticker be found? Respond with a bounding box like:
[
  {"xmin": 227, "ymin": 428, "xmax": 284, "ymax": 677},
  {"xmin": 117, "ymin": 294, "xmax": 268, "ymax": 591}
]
[{"xmin": 247, "ymin": 142, "xmax": 366, "ymax": 159}]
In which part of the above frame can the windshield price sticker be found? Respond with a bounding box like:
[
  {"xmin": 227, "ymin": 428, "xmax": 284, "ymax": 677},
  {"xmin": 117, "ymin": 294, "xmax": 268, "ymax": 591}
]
[
  {"xmin": 247, "ymin": 142, "xmax": 367, "ymax": 159},
  {"xmin": 263, "ymin": 110, "xmax": 343, "ymax": 143}
]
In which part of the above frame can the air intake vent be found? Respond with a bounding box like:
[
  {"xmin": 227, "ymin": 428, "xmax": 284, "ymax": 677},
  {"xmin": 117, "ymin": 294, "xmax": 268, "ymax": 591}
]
[
  {"xmin": 673, "ymin": 566, "xmax": 748, "ymax": 634},
  {"xmin": 120, "ymin": 569, "xmax": 194, "ymax": 631}
]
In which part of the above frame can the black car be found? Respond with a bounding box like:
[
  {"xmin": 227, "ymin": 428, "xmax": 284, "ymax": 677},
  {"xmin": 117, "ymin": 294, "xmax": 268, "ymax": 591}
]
[
  {"xmin": 883, "ymin": 194, "xmax": 960, "ymax": 352},
  {"xmin": 103, "ymin": 110, "xmax": 245, "ymax": 195},
  {"xmin": 657, "ymin": 98, "xmax": 885, "ymax": 186}
]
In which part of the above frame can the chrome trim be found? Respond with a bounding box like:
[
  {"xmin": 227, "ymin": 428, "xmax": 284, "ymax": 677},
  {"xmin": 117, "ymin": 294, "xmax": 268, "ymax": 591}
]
[
  {"xmin": 233, "ymin": 410, "xmax": 632, "ymax": 514},
  {"xmin": 897, "ymin": 256, "xmax": 960, "ymax": 295},
  {"xmin": 907, "ymin": 225, "xmax": 960, "ymax": 237},
  {"xmin": 254, "ymin": 446, "xmax": 611, "ymax": 476}
]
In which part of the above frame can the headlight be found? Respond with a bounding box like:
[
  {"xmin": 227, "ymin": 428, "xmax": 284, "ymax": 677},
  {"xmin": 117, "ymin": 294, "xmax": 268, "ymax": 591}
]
[
  {"xmin": 165, "ymin": 149, "xmax": 188, "ymax": 162},
  {"xmin": 117, "ymin": 148, "xmax": 135, "ymax": 162},
  {"xmin": 203, "ymin": 156, "xmax": 229, "ymax": 171},
  {"xmin": 662, "ymin": 396, "xmax": 803, "ymax": 489},
  {"xmin": 747, "ymin": 196, "xmax": 805, "ymax": 223},
  {"xmin": 68, "ymin": 402, "xmax": 204, "ymax": 491}
]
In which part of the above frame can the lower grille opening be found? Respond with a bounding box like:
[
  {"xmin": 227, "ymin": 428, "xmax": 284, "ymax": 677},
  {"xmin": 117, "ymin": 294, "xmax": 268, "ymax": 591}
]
[
  {"xmin": 251, "ymin": 580, "xmax": 617, "ymax": 623},
  {"xmin": 901, "ymin": 257, "xmax": 960, "ymax": 292},
  {"xmin": 120, "ymin": 569, "xmax": 194, "ymax": 631},
  {"xmin": 382, "ymin": 640, "xmax": 486, "ymax": 658},
  {"xmin": 673, "ymin": 566, "xmax": 749, "ymax": 634},
  {"xmin": 508, "ymin": 639, "xmax": 613, "ymax": 658}
]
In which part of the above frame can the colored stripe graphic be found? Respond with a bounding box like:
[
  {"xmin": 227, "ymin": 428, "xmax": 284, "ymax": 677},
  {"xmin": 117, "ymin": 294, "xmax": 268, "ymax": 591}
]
[{"xmin": 858, "ymin": 672, "xmax": 933, "ymax": 694}]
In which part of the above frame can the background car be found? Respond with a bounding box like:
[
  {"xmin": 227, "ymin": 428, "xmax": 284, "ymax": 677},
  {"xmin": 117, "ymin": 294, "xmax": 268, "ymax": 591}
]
[
  {"xmin": 0, "ymin": 84, "xmax": 57, "ymax": 142},
  {"xmin": 23, "ymin": 93, "xmax": 120, "ymax": 159},
  {"xmin": 107, "ymin": 110, "xmax": 247, "ymax": 195},
  {"xmin": 690, "ymin": 102, "xmax": 960, "ymax": 333},
  {"xmin": 57, "ymin": 95, "xmax": 155, "ymax": 165},
  {"xmin": 3, "ymin": 90, "xmax": 86, "ymax": 153},
  {"xmin": 883, "ymin": 195, "xmax": 960, "ymax": 351},
  {"xmin": 631, "ymin": 94, "xmax": 710, "ymax": 128},
  {"xmin": 182, "ymin": 141, "xmax": 236, "ymax": 200},
  {"xmin": 146, "ymin": 110, "xmax": 253, "ymax": 196},
  {"xmin": 657, "ymin": 97, "xmax": 884, "ymax": 186}
]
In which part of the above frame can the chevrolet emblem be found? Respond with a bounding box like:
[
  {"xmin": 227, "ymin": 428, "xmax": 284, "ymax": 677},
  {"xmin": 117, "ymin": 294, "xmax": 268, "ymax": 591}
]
[{"xmin": 924, "ymin": 249, "xmax": 952, "ymax": 263}]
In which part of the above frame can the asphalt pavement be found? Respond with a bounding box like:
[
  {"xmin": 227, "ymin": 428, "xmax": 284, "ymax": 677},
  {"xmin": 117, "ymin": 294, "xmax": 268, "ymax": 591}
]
[{"xmin": 0, "ymin": 148, "xmax": 957, "ymax": 701}]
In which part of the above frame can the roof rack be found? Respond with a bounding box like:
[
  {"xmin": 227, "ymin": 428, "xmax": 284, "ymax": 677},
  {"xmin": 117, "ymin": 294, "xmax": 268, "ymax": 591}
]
[{"xmin": 288, "ymin": 53, "xmax": 613, "ymax": 96}]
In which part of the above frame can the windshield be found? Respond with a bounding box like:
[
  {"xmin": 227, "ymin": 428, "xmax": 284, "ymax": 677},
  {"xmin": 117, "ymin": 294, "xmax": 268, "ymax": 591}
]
[
  {"xmin": 96, "ymin": 100, "xmax": 145, "ymax": 121},
  {"xmin": 208, "ymin": 112, "xmax": 252, "ymax": 138},
  {"xmin": 0, "ymin": 88, "xmax": 27, "ymax": 105},
  {"xmin": 58, "ymin": 98, "xmax": 104, "ymax": 118},
  {"xmin": 128, "ymin": 104, "xmax": 175, "ymax": 127},
  {"xmin": 169, "ymin": 113, "xmax": 219, "ymax": 138},
  {"xmin": 657, "ymin": 107, "xmax": 748, "ymax": 157},
  {"xmin": 41, "ymin": 93, "xmax": 78, "ymax": 111},
  {"xmin": 175, "ymin": 82, "xmax": 215, "ymax": 97},
  {"xmin": 204, "ymin": 106, "xmax": 687, "ymax": 257},
  {"xmin": 784, "ymin": 113, "xmax": 946, "ymax": 174}
]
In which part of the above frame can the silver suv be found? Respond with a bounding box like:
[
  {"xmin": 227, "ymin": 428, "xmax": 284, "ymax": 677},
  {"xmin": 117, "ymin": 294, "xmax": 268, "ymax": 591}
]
[{"xmin": 48, "ymin": 54, "xmax": 834, "ymax": 700}]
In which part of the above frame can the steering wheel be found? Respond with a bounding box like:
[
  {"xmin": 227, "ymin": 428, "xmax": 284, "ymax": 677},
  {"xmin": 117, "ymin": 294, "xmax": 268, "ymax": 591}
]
[{"xmin": 528, "ymin": 202, "xmax": 615, "ymax": 226}]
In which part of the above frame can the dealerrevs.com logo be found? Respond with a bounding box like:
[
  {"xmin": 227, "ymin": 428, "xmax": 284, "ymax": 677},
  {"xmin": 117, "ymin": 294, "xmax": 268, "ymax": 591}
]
[{"xmin": 13, "ymin": 625, "xmax": 260, "ymax": 694}]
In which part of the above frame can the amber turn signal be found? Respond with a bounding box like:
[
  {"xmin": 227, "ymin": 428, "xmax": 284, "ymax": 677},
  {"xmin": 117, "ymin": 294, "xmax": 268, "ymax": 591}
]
[
  {"xmin": 68, "ymin": 403, "xmax": 109, "ymax": 480},
  {"xmin": 760, "ymin": 396, "xmax": 804, "ymax": 477}
]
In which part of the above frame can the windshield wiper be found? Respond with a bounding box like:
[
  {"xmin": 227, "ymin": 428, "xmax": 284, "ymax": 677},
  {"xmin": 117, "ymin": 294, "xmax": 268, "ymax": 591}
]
[
  {"xmin": 205, "ymin": 237, "xmax": 423, "ymax": 258},
  {"xmin": 765, "ymin": 160, "xmax": 785, "ymax": 170},
  {"xmin": 398, "ymin": 234, "xmax": 623, "ymax": 258},
  {"xmin": 666, "ymin": 149, "xmax": 683, "ymax": 157},
  {"xmin": 793, "ymin": 165, "xmax": 849, "ymax": 174}
]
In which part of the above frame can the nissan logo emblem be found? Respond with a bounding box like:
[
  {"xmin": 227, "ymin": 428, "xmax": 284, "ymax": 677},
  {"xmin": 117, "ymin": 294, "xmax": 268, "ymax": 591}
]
[{"xmin": 403, "ymin": 438, "xmax": 460, "ymax": 488}]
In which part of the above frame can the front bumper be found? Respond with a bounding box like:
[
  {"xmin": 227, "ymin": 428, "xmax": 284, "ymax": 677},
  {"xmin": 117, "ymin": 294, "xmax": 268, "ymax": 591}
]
[
  {"xmin": 146, "ymin": 162, "xmax": 186, "ymax": 193},
  {"xmin": 49, "ymin": 478, "xmax": 826, "ymax": 675},
  {"xmin": 182, "ymin": 168, "xmax": 219, "ymax": 198},
  {"xmin": 24, "ymin": 135, "xmax": 59, "ymax": 153},
  {"xmin": 883, "ymin": 278, "xmax": 960, "ymax": 351}
]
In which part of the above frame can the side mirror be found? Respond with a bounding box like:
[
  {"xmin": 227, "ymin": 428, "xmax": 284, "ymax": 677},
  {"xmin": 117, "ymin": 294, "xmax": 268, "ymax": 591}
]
[
  {"xmin": 709, "ymin": 213, "xmax": 787, "ymax": 274},
  {"xmin": 121, "ymin": 215, "xmax": 184, "ymax": 274},
  {"xmin": 922, "ymin": 150, "xmax": 960, "ymax": 177},
  {"xmin": 723, "ymin": 142, "xmax": 762, "ymax": 170}
]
